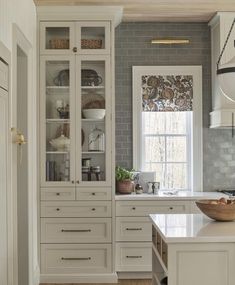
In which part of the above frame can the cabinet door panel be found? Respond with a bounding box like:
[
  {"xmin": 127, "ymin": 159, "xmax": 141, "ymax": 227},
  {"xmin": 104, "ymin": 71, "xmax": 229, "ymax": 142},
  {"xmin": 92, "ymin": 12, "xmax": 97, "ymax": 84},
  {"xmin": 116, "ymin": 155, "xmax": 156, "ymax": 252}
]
[
  {"xmin": 76, "ymin": 187, "xmax": 111, "ymax": 201},
  {"xmin": 77, "ymin": 21, "xmax": 110, "ymax": 55},
  {"xmin": 40, "ymin": 187, "xmax": 75, "ymax": 201},
  {"xmin": 40, "ymin": 56, "xmax": 76, "ymax": 187},
  {"xmin": 41, "ymin": 201, "xmax": 112, "ymax": 217},
  {"xmin": 116, "ymin": 201, "xmax": 189, "ymax": 216},
  {"xmin": 41, "ymin": 217, "xmax": 111, "ymax": 243},
  {"xmin": 41, "ymin": 244, "xmax": 112, "ymax": 274},
  {"xmin": 76, "ymin": 55, "xmax": 112, "ymax": 187},
  {"xmin": 115, "ymin": 242, "xmax": 152, "ymax": 272},
  {"xmin": 116, "ymin": 217, "xmax": 151, "ymax": 241},
  {"xmin": 40, "ymin": 22, "xmax": 76, "ymax": 55}
]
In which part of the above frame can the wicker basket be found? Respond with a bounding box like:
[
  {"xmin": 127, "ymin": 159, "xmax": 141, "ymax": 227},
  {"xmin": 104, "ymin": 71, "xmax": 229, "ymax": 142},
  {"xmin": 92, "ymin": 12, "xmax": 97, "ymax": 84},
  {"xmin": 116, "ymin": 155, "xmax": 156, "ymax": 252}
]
[
  {"xmin": 49, "ymin": 39, "xmax": 69, "ymax": 49},
  {"xmin": 81, "ymin": 39, "xmax": 102, "ymax": 49}
]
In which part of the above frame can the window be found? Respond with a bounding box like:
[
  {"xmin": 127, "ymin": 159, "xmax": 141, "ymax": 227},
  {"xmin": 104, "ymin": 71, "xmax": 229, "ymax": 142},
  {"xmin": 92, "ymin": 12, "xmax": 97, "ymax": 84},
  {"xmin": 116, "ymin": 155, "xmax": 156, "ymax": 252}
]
[{"xmin": 133, "ymin": 66, "xmax": 202, "ymax": 192}]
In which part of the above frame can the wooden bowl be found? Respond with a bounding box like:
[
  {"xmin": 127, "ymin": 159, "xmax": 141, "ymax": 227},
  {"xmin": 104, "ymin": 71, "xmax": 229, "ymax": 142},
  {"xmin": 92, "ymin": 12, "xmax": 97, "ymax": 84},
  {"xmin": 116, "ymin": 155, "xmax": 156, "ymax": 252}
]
[{"xmin": 196, "ymin": 199, "xmax": 235, "ymax": 222}]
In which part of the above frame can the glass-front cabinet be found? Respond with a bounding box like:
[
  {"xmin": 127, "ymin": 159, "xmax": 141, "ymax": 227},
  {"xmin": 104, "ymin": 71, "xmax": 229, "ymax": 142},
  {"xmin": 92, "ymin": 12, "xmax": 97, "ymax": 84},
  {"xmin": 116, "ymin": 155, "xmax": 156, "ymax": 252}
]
[
  {"xmin": 40, "ymin": 53, "xmax": 111, "ymax": 187},
  {"xmin": 78, "ymin": 56, "xmax": 111, "ymax": 185},
  {"xmin": 40, "ymin": 21, "xmax": 110, "ymax": 55}
]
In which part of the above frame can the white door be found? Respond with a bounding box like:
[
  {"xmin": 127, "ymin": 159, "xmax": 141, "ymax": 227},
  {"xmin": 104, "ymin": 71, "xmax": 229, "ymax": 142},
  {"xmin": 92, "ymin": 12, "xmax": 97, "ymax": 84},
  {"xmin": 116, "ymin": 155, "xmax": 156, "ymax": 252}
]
[{"xmin": 0, "ymin": 61, "xmax": 9, "ymax": 285}]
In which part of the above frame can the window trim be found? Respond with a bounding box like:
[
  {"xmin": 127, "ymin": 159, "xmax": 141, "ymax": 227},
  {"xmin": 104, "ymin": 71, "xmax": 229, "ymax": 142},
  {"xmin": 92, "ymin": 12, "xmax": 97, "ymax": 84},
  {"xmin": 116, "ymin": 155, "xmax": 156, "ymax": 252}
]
[{"xmin": 132, "ymin": 66, "xmax": 203, "ymax": 192}]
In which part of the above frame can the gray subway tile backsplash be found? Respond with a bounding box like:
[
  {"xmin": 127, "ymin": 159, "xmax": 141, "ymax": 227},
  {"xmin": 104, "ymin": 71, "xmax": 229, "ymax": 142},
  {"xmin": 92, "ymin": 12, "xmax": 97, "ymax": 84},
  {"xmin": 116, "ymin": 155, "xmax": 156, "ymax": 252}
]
[{"xmin": 115, "ymin": 22, "xmax": 235, "ymax": 191}]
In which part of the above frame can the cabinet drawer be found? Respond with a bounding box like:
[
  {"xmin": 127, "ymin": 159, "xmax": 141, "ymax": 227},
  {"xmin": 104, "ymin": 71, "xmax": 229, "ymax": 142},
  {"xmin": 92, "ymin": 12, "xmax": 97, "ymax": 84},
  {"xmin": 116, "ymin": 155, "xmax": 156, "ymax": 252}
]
[
  {"xmin": 41, "ymin": 218, "xmax": 111, "ymax": 243},
  {"xmin": 41, "ymin": 201, "xmax": 111, "ymax": 217},
  {"xmin": 115, "ymin": 242, "xmax": 152, "ymax": 272},
  {"xmin": 116, "ymin": 201, "xmax": 189, "ymax": 216},
  {"xmin": 76, "ymin": 187, "xmax": 111, "ymax": 201},
  {"xmin": 41, "ymin": 188, "xmax": 75, "ymax": 201},
  {"xmin": 116, "ymin": 217, "xmax": 151, "ymax": 242},
  {"xmin": 41, "ymin": 244, "xmax": 112, "ymax": 274}
]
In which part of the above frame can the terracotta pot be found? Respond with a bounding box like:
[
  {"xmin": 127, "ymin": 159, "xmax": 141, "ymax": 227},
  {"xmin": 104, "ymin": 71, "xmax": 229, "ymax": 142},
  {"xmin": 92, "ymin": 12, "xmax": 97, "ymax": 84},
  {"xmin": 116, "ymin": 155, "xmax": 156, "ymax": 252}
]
[{"xmin": 116, "ymin": 180, "xmax": 134, "ymax": 194}]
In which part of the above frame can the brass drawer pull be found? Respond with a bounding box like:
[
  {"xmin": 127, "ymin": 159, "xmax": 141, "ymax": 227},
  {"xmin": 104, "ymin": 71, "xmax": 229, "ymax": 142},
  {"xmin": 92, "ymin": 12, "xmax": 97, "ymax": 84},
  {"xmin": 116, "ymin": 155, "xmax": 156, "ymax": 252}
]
[
  {"xmin": 92, "ymin": 192, "xmax": 96, "ymax": 196},
  {"xmin": 132, "ymin": 207, "xmax": 136, "ymax": 210},
  {"xmin": 56, "ymin": 208, "xmax": 60, "ymax": 211},
  {"xmin": 61, "ymin": 229, "xmax": 91, "ymax": 233},
  {"xmin": 91, "ymin": 208, "xmax": 96, "ymax": 211},
  {"xmin": 56, "ymin": 193, "xmax": 60, "ymax": 196},
  {"xmin": 73, "ymin": 47, "xmax": 77, "ymax": 53},
  {"xmin": 169, "ymin": 207, "xmax": 173, "ymax": 210},
  {"xmin": 61, "ymin": 257, "xmax": 91, "ymax": 261},
  {"xmin": 126, "ymin": 228, "xmax": 142, "ymax": 231},
  {"xmin": 126, "ymin": 255, "xmax": 142, "ymax": 259}
]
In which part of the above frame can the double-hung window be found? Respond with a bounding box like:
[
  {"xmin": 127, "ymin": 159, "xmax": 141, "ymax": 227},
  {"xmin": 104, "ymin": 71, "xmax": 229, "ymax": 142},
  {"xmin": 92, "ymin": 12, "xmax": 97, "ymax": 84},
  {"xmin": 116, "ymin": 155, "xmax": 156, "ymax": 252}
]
[{"xmin": 133, "ymin": 66, "xmax": 202, "ymax": 192}]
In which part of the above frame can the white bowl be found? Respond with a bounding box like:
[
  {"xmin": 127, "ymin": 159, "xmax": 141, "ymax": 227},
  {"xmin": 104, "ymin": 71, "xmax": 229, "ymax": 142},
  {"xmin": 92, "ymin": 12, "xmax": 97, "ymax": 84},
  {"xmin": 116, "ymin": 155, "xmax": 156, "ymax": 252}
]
[{"xmin": 83, "ymin": 109, "xmax": 105, "ymax": 119}]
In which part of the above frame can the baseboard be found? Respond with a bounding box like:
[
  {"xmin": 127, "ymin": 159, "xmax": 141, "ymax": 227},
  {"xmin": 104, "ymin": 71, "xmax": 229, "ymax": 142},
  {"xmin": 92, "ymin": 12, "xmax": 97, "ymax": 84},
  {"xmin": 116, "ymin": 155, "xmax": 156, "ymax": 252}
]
[
  {"xmin": 40, "ymin": 273, "xmax": 118, "ymax": 283},
  {"xmin": 33, "ymin": 265, "xmax": 40, "ymax": 285},
  {"xmin": 117, "ymin": 272, "xmax": 152, "ymax": 279}
]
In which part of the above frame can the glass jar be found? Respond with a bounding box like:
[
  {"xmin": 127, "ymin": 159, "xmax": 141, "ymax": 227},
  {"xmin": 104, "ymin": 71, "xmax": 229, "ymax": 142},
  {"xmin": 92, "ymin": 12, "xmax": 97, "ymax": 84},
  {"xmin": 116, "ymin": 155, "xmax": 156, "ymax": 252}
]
[{"xmin": 88, "ymin": 126, "xmax": 105, "ymax": 151}]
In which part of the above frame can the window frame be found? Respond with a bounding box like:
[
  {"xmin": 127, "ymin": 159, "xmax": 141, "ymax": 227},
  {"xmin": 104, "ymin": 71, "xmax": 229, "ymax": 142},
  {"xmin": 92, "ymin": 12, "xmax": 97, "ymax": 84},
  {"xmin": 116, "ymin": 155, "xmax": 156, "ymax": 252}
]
[{"xmin": 132, "ymin": 66, "xmax": 202, "ymax": 192}]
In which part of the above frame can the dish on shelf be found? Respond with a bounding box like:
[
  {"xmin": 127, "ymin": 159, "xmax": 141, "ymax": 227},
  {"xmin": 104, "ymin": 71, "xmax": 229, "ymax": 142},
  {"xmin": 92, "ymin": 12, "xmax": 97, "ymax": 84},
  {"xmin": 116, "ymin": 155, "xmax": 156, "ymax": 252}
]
[
  {"xmin": 49, "ymin": 134, "xmax": 70, "ymax": 151},
  {"xmin": 53, "ymin": 69, "xmax": 69, "ymax": 86},
  {"xmin": 81, "ymin": 69, "xmax": 102, "ymax": 86},
  {"xmin": 83, "ymin": 108, "xmax": 105, "ymax": 119},
  {"xmin": 196, "ymin": 198, "xmax": 235, "ymax": 221},
  {"xmin": 82, "ymin": 93, "xmax": 105, "ymax": 109}
]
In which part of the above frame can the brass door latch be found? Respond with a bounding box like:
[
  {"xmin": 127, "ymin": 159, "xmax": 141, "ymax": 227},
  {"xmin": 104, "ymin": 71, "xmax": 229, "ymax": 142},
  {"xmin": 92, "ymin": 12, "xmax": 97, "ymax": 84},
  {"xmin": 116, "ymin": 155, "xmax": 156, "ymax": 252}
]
[{"xmin": 11, "ymin": 127, "xmax": 27, "ymax": 145}]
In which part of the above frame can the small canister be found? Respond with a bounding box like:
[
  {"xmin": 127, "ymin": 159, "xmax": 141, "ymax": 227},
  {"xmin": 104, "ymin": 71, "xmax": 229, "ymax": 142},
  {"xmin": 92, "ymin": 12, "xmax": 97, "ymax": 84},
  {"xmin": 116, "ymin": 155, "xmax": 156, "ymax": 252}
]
[{"xmin": 82, "ymin": 158, "xmax": 91, "ymax": 167}]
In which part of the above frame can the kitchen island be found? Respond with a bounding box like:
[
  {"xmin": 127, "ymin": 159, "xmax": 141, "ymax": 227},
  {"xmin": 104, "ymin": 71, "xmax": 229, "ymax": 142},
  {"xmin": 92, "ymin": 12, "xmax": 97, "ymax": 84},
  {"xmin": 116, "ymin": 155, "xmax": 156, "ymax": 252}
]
[{"xmin": 150, "ymin": 213, "xmax": 235, "ymax": 285}]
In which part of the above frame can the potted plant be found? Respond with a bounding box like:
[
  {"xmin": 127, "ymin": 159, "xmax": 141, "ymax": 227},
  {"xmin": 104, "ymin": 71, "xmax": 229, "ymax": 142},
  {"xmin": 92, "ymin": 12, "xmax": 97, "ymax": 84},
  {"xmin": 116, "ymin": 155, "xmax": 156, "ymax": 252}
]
[{"xmin": 115, "ymin": 166, "xmax": 134, "ymax": 194}]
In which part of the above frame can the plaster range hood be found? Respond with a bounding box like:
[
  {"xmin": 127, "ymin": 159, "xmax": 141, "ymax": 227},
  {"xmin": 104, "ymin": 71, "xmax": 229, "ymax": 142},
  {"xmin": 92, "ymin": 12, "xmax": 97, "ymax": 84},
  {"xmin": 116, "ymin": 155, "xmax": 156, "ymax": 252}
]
[{"xmin": 209, "ymin": 12, "xmax": 235, "ymax": 128}]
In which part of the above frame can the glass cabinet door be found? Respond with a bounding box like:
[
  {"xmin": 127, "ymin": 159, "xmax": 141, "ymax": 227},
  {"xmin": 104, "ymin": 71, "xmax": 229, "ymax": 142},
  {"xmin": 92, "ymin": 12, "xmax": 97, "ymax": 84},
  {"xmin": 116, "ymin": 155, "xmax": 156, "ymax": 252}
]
[
  {"xmin": 77, "ymin": 55, "xmax": 111, "ymax": 186},
  {"xmin": 40, "ymin": 56, "xmax": 75, "ymax": 186},
  {"xmin": 77, "ymin": 22, "xmax": 110, "ymax": 55},
  {"xmin": 40, "ymin": 22, "xmax": 75, "ymax": 54}
]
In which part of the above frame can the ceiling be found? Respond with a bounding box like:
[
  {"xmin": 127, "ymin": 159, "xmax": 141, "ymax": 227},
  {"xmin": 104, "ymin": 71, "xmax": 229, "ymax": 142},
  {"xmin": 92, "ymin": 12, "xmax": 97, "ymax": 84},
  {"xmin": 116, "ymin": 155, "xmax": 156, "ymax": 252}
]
[{"xmin": 34, "ymin": 0, "xmax": 235, "ymax": 22}]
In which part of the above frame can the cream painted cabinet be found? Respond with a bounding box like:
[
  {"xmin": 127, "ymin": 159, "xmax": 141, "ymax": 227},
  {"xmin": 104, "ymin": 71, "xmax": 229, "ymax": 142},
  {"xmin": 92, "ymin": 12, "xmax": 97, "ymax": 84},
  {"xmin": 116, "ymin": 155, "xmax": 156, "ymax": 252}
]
[
  {"xmin": 115, "ymin": 200, "xmax": 192, "ymax": 273},
  {"xmin": 40, "ymin": 21, "xmax": 110, "ymax": 55},
  {"xmin": 38, "ymin": 7, "xmax": 122, "ymax": 282},
  {"xmin": 40, "ymin": 54, "xmax": 111, "ymax": 188}
]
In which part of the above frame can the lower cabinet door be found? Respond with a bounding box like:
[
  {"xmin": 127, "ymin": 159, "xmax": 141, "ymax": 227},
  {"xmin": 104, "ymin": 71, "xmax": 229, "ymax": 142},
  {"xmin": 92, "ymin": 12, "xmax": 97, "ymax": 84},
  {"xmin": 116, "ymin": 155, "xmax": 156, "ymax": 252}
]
[
  {"xmin": 41, "ymin": 244, "xmax": 112, "ymax": 274},
  {"xmin": 115, "ymin": 242, "xmax": 152, "ymax": 272},
  {"xmin": 41, "ymin": 218, "xmax": 111, "ymax": 243}
]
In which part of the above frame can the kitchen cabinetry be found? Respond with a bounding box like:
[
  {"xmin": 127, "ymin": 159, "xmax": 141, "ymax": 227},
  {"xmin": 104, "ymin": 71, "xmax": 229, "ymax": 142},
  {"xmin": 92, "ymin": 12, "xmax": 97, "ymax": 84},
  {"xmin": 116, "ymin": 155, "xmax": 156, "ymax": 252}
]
[
  {"xmin": 38, "ymin": 6, "xmax": 122, "ymax": 283},
  {"xmin": 151, "ymin": 213, "xmax": 235, "ymax": 285},
  {"xmin": 209, "ymin": 12, "xmax": 235, "ymax": 128},
  {"xmin": 115, "ymin": 200, "xmax": 192, "ymax": 274},
  {"xmin": 115, "ymin": 192, "xmax": 225, "ymax": 276}
]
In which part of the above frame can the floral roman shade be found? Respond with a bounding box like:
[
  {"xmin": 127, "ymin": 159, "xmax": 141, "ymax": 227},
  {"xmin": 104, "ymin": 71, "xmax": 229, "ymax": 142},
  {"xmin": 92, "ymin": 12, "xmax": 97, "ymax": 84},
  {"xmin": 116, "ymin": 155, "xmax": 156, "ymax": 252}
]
[{"xmin": 141, "ymin": 75, "xmax": 193, "ymax": 112}]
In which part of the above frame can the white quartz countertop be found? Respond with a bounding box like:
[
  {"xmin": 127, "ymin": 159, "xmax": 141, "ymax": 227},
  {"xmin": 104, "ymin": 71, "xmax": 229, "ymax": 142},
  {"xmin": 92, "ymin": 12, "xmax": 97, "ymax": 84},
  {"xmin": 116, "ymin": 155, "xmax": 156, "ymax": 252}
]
[
  {"xmin": 150, "ymin": 213, "xmax": 235, "ymax": 243},
  {"xmin": 115, "ymin": 191, "xmax": 228, "ymax": 201}
]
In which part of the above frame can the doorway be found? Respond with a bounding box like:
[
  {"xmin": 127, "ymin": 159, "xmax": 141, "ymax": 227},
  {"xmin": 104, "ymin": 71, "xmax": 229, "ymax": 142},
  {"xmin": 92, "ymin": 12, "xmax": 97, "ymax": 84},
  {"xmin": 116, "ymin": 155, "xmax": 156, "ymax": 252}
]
[
  {"xmin": 11, "ymin": 24, "xmax": 37, "ymax": 285},
  {"xmin": 16, "ymin": 45, "xmax": 29, "ymax": 285},
  {"xmin": 0, "ymin": 50, "xmax": 9, "ymax": 285}
]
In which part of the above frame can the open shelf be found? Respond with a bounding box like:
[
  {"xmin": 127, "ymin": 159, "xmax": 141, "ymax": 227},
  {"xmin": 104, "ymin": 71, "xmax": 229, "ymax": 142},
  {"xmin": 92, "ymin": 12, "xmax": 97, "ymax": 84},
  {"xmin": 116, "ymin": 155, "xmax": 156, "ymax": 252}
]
[
  {"xmin": 46, "ymin": 151, "xmax": 69, "ymax": 154},
  {"xmin": 81, "ymin": 86, "xmax": 105, "ymax": 89},
  {"xmin": 82, "ymin": 118, "xmax": 104, "ymax": 123},
  {"xmin": 46, "ymin": 119, "xmax": 70, "ymax": 123},
  {"xmin": 82, "ymin": 151, "xmax": 105, "ymax": 154}
]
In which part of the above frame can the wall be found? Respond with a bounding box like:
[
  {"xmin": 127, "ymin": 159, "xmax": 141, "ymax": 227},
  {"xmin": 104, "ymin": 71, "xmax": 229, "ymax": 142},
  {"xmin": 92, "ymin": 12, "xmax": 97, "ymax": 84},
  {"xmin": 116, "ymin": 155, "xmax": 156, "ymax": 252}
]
[
  {"xmin": 0, "ymin": 0, "xmax": 38, "ymax": 283},
  {"xmin": 115, "ymin": 22, "xmax": 235, "ymax": 191}
]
